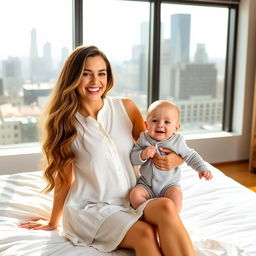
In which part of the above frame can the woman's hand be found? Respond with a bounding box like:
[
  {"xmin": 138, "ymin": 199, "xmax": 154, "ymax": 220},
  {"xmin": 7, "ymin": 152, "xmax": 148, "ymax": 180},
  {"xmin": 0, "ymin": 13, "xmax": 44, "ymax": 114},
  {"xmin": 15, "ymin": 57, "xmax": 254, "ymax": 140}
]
[
  {"xmin": 152, "ymin": 148, "xmax": 184, "ymax": 170},
  {"xmin": 18, "ymin": 218, "xmax": 57, "ymax": 231}
]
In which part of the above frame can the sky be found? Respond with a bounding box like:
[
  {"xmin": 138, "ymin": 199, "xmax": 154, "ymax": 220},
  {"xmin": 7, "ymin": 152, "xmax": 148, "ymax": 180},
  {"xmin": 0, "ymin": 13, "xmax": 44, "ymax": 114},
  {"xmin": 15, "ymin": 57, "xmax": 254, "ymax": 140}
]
[
  {"xmin": 0, "ymin": 0, "xmax": 72, "ymax": 59},
  {"xmin": 84, "ymin": 1, "xmax": 228, "ymax": 61},
  {"xmin": 0, "ymin": 0, "xmax": 228, "ymax": 61}
]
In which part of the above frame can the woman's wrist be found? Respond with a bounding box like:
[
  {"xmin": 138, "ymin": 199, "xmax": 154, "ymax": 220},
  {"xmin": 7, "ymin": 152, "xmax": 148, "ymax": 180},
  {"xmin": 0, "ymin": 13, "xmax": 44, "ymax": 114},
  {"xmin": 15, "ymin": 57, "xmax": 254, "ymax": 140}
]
[
  {"xmin": 48, "ymin": 216, "xmax": 59, "ymax": 228},
  {"xmin": 48, "ymin": 221, "xmax": 58, "ymax": 228}
]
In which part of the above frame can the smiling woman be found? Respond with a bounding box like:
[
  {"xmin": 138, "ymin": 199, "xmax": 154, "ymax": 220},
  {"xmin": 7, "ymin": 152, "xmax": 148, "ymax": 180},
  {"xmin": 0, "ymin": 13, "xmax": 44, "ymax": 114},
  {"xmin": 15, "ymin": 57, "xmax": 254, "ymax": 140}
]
[{"xmin": 18, "ymin": 45, "xmax": 195, "ymax": 256}]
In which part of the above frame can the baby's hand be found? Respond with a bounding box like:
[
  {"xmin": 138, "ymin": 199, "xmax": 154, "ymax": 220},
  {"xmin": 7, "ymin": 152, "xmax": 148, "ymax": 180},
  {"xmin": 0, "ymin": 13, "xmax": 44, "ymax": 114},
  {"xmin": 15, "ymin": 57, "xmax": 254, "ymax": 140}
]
[
  {"xmin": 141, "ymin": 146, "xmax": 156, "ymax": 160},
  {"xmin": 199, "ymin": 170, "xmax": 213, "ymax": 180}
]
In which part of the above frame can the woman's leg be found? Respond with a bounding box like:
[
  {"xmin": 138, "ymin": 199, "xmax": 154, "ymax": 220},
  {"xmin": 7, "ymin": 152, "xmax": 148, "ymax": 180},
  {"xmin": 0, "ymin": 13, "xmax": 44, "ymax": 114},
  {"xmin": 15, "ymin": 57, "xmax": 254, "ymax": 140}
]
[
  {"xmin": 143, "ymin": 198, "xmax": 195, "ymax": 256},
  {"xmin": 129, "ymin": 185, "xmax": 150, "ymax": 209},
  {"xmin": 118, "ymin": 220, "xmax": 163, "ymax": 256},
  {"xmin": 163, "ymin": 185, "xmax": 183, "ymax": 213}
]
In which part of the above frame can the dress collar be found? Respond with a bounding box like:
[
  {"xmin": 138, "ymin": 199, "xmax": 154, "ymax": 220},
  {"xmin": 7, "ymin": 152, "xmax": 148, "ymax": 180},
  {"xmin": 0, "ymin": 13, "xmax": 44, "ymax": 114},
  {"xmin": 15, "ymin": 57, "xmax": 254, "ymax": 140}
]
[{"xmin": 76, "ymin": 97, "xmax": 108, "ymax": 122}]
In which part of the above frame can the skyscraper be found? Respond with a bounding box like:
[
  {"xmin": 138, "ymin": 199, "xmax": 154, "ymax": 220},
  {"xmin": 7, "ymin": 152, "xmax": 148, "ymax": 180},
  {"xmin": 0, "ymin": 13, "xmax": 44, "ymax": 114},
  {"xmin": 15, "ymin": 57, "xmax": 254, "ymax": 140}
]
[
  {"xmin": 2, "ymin": 57, "xmax": 22, "ymax": 97},
  {"xmin": 59, "ymin": 47, "xmax": 69, "ymax": 70},
  {"xmin": 171, "ymin": 63, "xmax": 217, "ymax": 99},
  {"xmin": 42, "ymin": 41, "xmax": 53, "ymax": 81},
  {"xmin": 160, "ymin": 14, "xmax": 191, "ymax": 98},
  {"xmin": 29, "ymin": 28, "xmax": 38, "ymax": 59},
  {"xmin": 168, "ymin": 14, "xmax": 217, "ymax": 100},
  {"xmin": 139, "ymin": 21, "xmax": 149, "ymax": 93},
  {"xmin": 194, "ymin": 43, "xmax": 208, "ymax": 63},
  {"xmin": 170, "ymin": 14, "xmax": 191, "ymax": 67},
  {"xmin": 29, "ymin": 28, "xmax": 41, "ymax": 83}
]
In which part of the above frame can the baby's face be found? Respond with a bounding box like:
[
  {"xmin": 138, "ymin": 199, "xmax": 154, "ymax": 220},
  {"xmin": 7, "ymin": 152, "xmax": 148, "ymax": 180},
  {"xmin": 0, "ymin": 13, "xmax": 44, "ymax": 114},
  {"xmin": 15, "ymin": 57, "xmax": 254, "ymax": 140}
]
[{"xmin": 146, "ymin": 106, "xmax": 180, "ymax": 141}]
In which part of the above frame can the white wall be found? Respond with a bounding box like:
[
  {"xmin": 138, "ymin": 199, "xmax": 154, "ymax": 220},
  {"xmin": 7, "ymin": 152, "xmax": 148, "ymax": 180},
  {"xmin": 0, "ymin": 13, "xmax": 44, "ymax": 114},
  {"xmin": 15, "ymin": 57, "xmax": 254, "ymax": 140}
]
[{"xmin": 1, "ymin": 0, "xmax": 256, "ymax": 174}]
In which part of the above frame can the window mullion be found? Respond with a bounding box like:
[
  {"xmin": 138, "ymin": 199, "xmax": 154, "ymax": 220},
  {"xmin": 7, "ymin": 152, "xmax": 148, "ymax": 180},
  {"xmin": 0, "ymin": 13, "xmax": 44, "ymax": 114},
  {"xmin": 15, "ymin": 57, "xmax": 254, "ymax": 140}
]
[
  {"xmin": 223, "ymin": 7, "xmax": 238, "ymax": 131},
  {"xmin": 148, "ymin": 0, "xmax": 161, "ymax": 106},
  {"xmin": 73, "ymin": 0, "xmax": 83, "ymax": 48}
]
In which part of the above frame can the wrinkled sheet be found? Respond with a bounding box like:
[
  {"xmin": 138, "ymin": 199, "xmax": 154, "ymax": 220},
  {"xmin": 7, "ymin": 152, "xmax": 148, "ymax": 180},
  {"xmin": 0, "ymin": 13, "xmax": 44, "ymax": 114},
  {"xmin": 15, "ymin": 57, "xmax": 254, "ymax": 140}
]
[{"xmin": 0, "ymin": 163, "xmax": 256, "ymax": 256}]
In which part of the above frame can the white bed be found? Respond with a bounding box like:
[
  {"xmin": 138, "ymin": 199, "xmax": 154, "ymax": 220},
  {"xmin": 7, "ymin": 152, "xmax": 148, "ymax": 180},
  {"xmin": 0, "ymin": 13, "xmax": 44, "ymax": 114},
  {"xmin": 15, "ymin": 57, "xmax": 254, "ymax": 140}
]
[{"xmin": 1, "ymin": 163, "xmax": 256, "ymax": 256}]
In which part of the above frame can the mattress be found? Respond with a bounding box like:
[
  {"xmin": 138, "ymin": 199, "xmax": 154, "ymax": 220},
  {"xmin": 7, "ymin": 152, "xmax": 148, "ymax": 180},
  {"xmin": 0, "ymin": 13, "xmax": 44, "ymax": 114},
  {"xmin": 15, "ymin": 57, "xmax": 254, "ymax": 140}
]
[{"xmin": 0, "ymin": 163, "xmax": 256, "ymax": 256}]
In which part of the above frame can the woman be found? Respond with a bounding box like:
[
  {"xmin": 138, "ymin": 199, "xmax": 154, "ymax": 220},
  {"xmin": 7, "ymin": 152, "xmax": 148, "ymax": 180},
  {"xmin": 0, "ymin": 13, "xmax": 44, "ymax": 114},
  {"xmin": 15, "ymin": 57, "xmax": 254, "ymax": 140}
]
[{"xmin": 19, "ymin": 46, "xmax": 195, "ymax": 256}]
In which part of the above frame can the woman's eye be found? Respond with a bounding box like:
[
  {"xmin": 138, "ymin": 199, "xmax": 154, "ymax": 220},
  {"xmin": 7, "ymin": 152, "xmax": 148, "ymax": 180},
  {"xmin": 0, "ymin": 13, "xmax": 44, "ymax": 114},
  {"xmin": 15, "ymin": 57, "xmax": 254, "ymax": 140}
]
[
  {"xmin": 83, "ymin": 72, "xmax": 91, "ymax": 77},
  {"xmin": 99, "ymin": 72, "xmax": 106, "ymax": 76}
]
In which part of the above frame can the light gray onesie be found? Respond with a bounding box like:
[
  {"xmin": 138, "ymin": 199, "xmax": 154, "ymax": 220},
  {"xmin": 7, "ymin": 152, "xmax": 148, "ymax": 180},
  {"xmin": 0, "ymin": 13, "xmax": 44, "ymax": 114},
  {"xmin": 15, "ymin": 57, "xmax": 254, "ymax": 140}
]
[{"xmin": 130, "ymin": 131, "xmax": 208, "ymax": 198}]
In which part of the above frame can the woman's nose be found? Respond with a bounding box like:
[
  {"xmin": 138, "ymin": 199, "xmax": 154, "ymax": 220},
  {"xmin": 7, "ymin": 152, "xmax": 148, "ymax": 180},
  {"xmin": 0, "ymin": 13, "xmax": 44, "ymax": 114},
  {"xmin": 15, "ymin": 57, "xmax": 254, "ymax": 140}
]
[{"xmin": 91, "ymin": 74, "xmax": 99, "ymax": 84}]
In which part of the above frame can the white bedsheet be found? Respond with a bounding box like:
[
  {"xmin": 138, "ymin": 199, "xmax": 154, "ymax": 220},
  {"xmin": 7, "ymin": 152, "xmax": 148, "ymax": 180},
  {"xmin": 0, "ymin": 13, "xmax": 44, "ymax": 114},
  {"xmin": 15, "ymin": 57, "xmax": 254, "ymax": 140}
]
[{"xmin": 0, "ymin": 163, "xmax": 256, "ymax": 256}]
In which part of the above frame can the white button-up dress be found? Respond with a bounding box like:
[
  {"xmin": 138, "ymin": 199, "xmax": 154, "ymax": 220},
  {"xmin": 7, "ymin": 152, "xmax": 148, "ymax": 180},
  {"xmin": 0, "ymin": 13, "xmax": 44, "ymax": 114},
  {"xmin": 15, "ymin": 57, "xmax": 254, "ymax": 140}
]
[{"xmin": 62, "ymin": 97, "xmax": 148, "ymax": 252}]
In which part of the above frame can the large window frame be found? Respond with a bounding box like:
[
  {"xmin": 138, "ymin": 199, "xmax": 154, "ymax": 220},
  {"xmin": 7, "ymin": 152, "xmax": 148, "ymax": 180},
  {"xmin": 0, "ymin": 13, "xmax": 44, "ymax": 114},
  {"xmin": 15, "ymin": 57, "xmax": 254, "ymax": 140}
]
[{"xmin": 2, "ymin": 0, "xmax": 256, "ymax": 173}]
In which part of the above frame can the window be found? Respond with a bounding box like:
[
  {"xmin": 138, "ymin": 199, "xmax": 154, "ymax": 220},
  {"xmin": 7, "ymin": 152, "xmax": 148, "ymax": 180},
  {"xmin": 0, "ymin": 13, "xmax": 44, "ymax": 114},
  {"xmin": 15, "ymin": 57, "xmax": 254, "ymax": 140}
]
[
  {"xmin": 0, "ymin": 0, "xmax": 239, "ymax": 147},
  {"xmin": 160, "ymin": 3, "xmax": 229, "ymax": 133},
  {"xmin": 83, "ymin": 0, "xmax": 150, "ymax": 116},
  {"xmin": 0, "ymin": 0, "xmax": 72, "ymax": 145}
]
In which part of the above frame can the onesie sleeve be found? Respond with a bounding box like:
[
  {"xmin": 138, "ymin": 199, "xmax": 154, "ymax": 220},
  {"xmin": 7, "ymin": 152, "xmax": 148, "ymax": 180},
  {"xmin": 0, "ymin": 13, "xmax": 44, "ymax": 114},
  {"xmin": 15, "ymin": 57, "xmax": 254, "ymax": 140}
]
[
  {"xmin": 130, "ymin": 133, "xmax": 147, "ymax": 166},
  {"xmin": 174, "ymin": 134, "xmax": 208, "ymax": 172}
]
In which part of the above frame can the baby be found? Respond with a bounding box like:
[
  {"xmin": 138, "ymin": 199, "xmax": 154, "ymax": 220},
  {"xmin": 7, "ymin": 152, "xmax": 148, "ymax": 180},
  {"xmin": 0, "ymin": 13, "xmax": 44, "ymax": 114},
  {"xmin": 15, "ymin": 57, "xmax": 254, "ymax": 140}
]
[{"xmin": 130, "ymin": 100, "xmax": 213, "ymax": 212}]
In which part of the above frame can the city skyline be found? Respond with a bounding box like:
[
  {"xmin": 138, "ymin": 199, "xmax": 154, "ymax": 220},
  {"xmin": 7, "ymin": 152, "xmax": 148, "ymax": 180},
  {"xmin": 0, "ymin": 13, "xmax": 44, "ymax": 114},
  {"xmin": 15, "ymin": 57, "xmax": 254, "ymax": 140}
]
[
  {"xmin": 0, "ymin": 12, "xmax": 225, "ymax": 97},
  {"xmin": 0, "ymin": 5, "xmax": 228, "ymax": 145},
  {"xmin": 0, "ymin": 13, "xmax": 224, "ymax": 100}
]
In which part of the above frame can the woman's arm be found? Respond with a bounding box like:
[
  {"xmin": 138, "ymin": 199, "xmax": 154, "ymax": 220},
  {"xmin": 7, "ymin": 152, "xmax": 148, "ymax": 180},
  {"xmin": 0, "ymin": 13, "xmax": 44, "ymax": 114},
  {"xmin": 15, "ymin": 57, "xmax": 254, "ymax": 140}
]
[
  {"xmin": 122, "ymin": 98, "xmax": 146, "ymax": 141},
  {"xmin": 19, "ymin": 163, "xmax": 73, "ymax": 230},
  {"xmin": 48, "ymin": 163, "xmax": 73, "ymax": 228}
]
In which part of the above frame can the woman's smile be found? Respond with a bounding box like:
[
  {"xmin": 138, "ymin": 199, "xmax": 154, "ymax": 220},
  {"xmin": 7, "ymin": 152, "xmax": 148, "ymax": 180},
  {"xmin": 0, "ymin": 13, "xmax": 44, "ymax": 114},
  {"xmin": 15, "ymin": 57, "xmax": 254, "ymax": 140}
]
[{"xmin": 86, "ymin": 87, "xmax": 102, "ymax": 94}]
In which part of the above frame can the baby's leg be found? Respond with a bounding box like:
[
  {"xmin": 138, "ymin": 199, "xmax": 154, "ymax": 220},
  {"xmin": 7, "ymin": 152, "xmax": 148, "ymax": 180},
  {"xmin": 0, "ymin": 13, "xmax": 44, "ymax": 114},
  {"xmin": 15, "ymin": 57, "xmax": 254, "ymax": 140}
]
[
  {"xmin": 129, "ymin": 185, "xmax": 151, "ymax": 209},
  {"xmin": 163, "ymin": 185, "xmax": 183, "ymax": 213}
]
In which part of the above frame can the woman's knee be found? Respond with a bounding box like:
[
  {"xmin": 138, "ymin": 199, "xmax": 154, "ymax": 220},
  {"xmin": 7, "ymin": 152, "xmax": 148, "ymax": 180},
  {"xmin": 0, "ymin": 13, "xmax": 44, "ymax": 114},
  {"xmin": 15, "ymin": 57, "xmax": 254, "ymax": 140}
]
[
  {"xmin": 143, "ymin": 198, "xmax": 179, "ymax": 228},
  {"xmin": 156, "ymin": 198, "xmax": 177, "ymax": 218}
]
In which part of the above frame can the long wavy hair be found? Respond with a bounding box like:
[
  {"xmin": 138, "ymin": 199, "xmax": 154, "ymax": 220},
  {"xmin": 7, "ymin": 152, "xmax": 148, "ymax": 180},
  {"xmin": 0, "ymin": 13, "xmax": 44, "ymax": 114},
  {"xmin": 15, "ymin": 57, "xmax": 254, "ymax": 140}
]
[{"xmin": 41, "ymin": 45, "xmax": 114, "ymax": 193}]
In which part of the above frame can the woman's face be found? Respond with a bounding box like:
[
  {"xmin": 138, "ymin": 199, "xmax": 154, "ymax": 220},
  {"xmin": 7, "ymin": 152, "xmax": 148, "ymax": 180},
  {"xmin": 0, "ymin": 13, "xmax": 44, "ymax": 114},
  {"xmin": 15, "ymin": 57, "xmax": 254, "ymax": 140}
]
[{"xmin": 77, "ymin": 55, "xmax": 108, "ymax": 102}]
